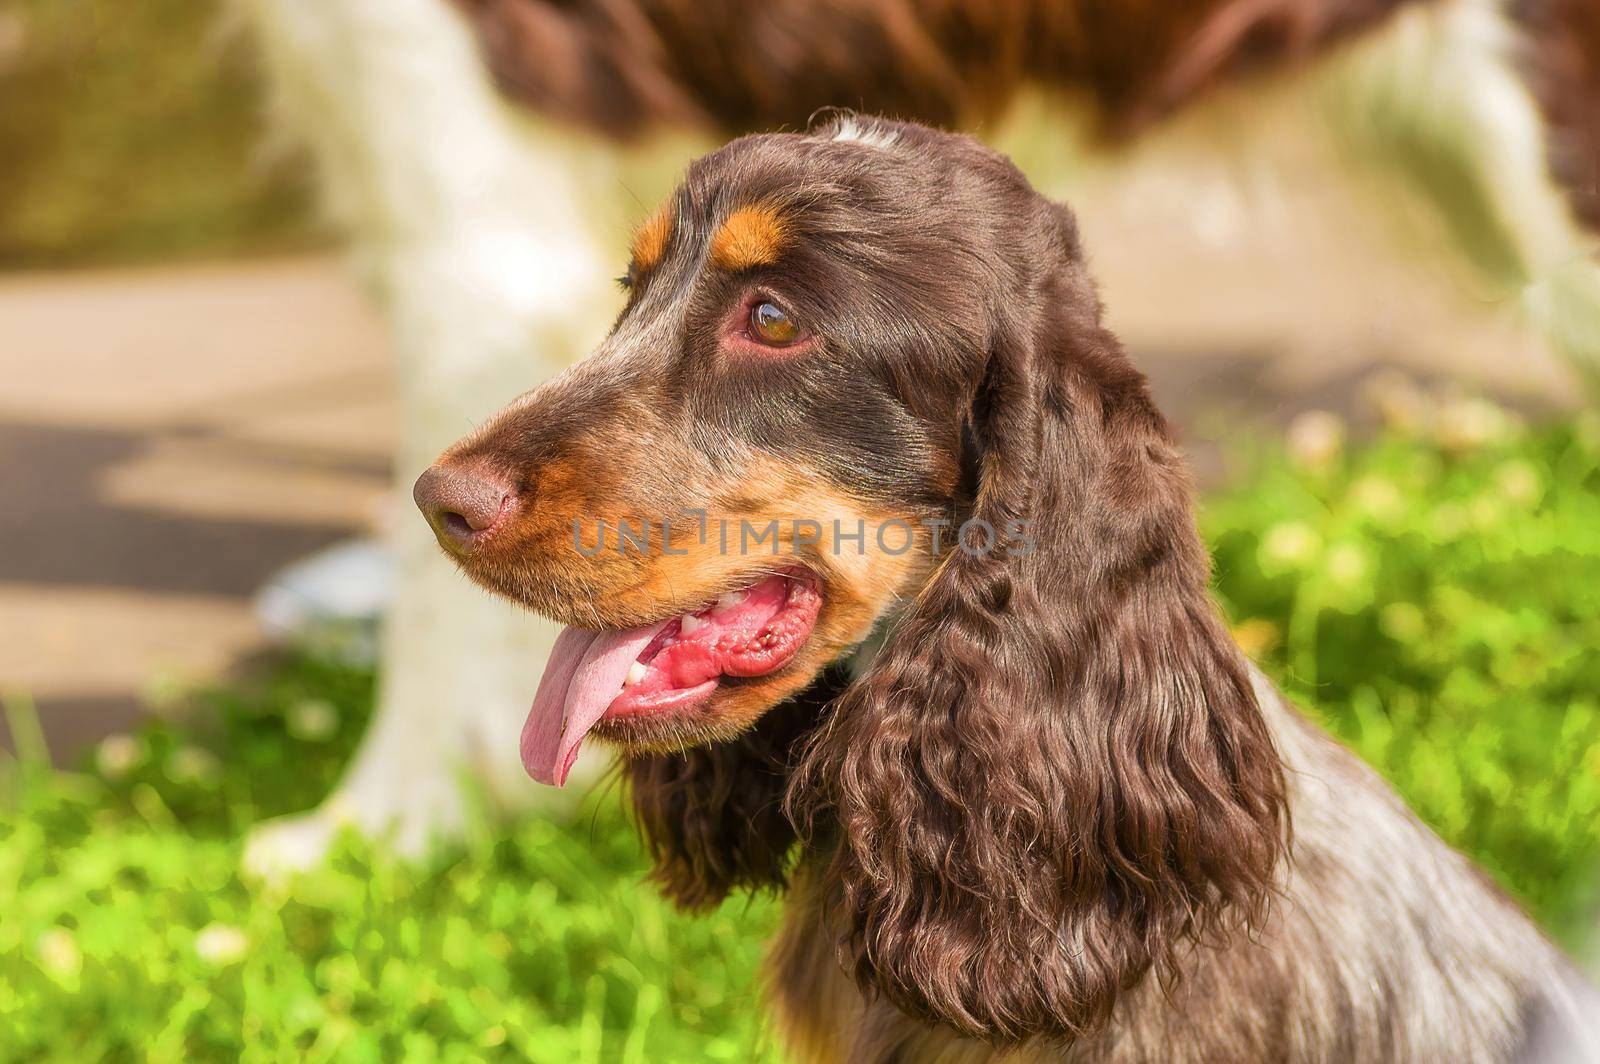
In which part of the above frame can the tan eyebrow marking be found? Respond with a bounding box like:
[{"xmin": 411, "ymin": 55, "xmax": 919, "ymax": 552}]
[
  {"xmin": 630, "ymin": 204, "xmax": 673, "ymax": 273},
  {"xmin": 709, "ymin": 203, "xmax": 791, "ymax": 271}
]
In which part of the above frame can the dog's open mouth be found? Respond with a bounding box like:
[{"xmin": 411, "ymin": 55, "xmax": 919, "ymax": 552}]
[{"xmin": 520, "ymin": 570, "xmax": 822, "ymax": 785}]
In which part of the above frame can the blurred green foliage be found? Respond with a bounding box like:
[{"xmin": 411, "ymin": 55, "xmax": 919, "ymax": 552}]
[
  {"xmin": 1206, "ymin": 395, "xmax": 1600, "ymax": 948},
  {"xmin": 2, "ymin": 403, "xmax": 1598, "ymax": 1060},
  {"xmin": 0, "ymin": 0, "xmax": 316, "ymax": 268}
]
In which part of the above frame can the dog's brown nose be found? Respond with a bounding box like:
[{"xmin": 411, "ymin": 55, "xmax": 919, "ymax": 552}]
[{"xmin": 413, "ymin": 464, "xmax": 513, "ymax": 554}]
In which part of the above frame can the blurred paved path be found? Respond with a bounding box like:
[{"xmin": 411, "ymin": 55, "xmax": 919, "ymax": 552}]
[
  {"xmin": 0, "ymin": 187, "xmax": 1578, "ymax": 759},
  {"xmin": 0, "ymin": 257, "xmax": 393, "ymax": 758}
]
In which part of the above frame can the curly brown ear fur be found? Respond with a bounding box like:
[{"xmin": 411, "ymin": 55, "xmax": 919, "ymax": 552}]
[
  {"xmin": 623, "ymin": 667, "xmax": 851, "ymax": 911},
  {"xmin": 788, "ymin": 203, "xmax": 1288, "ymax": 1043}
]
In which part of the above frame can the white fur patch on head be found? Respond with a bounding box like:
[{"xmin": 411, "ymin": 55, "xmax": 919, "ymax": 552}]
[{"xmin": 828, "ymin": 117, "xmax": 898, "ymax": 149}]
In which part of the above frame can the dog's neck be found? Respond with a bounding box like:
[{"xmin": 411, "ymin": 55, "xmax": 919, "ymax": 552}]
[{"xmin": 844, "ymin": 596, "xmax": 912, "ymax": 681}]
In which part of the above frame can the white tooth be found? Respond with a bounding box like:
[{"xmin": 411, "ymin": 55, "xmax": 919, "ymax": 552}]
[
  {"xmin": 680, "ymin": 614, "xmax": 706, "ymax": 634},
  {"xmin": 624, "ymin": 661, "xmax": 648, "ymax": 687},
  {"xmin": 714, "ymin": 591, "xmax": 744, "ymax": 613}
]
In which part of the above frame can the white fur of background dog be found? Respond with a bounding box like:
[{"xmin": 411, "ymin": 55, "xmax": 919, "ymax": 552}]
[
  {"xmin": 235, "ymin": 0, "xmax": 1599, "ymax": 872},
  {"xmin": 237, "ymin": 0, "xmax": 678, "ymax": 869}
]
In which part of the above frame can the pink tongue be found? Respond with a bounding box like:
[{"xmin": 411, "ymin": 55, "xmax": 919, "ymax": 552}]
[{"xmin": 520, "ymin": 620, "xmax": 670, "ymax": 786}]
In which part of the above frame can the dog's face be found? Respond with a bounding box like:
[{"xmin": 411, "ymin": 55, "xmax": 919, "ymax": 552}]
[{"xmin": 417, "ymin": 120, "xmax": 1029, "ymax": 781}]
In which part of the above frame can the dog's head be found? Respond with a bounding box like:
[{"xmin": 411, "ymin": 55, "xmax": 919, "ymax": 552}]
[
  {"xmin": 418, "ymin": 116, "xmax": 1286, "ymax": 1042},
  {"xmin": 417, "ymin": 118, "xmax": 1012, "ymax": 774}
]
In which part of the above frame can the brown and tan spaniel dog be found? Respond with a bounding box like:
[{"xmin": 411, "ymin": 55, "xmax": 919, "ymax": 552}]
[{"xmin": 413, "ymin": 117, "xmax": 1597, "ymax": 1062}]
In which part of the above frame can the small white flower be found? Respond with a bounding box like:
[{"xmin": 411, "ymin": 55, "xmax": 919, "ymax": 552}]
[
  {"xmin": 95, "ymin": 735, "xmax": 142, "ymax": 779},
  {"xmin": 287, "ymin": 699, "xmax": 339, "ymax": 742},
  {"xmin": 1260, "ymin": 521, "xmax": 1322, "ymax": 572},
  {"xmin": 1434, "ymin": 396, "xmax": 1511, "ymax": 452},
  {"xmin": 1350, "ymin": 475, "xmax": 1404, "ymax": 523},
  {"xmin": 1431, "ymin": 502, "xmax": 1469, "ymax": 539},
  {"xmin": 1363, "ymin": 370, "xmax": 1428, "ymax": 433},
  {"xmin": 37, "ymin": 929, "xmax": 81, "ymax": 979},
  {"xmin": 1325, "ymin": 543, "xmax": 1369, "ymax": 587},
  {"xmin": 1380, "ymin": 602, "xmax": 1427, "ymax": 643},
  {"xmin": 1494, "ymin": 460, "xmax": 1541, "ymax": 504},
  {"xmin": 1230, "ymin": 619, "xmax": 1280, "ymax": 659},
  {"xmin": 167, "ymin": 746, "xmax": 220, "ymax": 784},
  {"xmin": 195, "ymin": 923, "xmax": 249, "ymax": 966},
  {"xmin": 1286, "ymin": 411, "xmax": 1346, "ymax": 474},
  {"xmin": 1470, "ymin": 496, "xmax": 1504, "ymax": 529}
]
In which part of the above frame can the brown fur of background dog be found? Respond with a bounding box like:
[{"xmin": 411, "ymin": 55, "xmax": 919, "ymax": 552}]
[{"xmin": 456, "ymin": 0, "xmax": 1598, "ymax": 229}]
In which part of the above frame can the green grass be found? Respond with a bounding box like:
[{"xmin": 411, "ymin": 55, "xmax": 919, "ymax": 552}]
[
  {"xmin": 0, "ymin": 661, "xmax": 784, "ymax": 1063},
  {"xmin": 3, "ymin": 398, "xmax": 1599, "ymax": 1060}
]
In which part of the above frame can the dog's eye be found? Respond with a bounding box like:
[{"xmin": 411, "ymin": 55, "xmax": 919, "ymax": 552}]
[{"xmin": 749, "ymin": 301, "xmax": 799, "ymax": 345}]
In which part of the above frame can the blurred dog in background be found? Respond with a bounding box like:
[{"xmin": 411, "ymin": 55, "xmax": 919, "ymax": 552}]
[{"xmin": 240, "ymin": 0, "xmax": 1597, "ymax": 867}]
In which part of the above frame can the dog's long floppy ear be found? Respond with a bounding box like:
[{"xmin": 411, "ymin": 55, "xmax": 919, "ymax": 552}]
[
  {"xmin": 789, "ymin": 203, "xmax": 1288, "ymax": 1043},
  {"xmin": 624, "ymin": 667, "xmax": 851, "ymax": 911}
]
